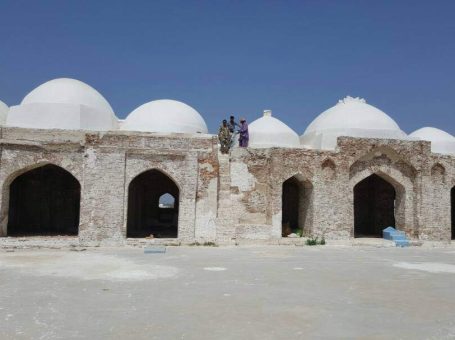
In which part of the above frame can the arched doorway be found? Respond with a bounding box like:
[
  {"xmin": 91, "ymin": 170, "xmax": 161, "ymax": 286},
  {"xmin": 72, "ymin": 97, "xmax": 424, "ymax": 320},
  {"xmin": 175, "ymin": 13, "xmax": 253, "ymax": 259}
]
[
  {"xmin": 451, "ymin": 187, "xmax": 454, "ymax": 240},
  {"xmin": 354, "ymin": 174, "xmax": 396, "ymax": 238},
  {"xmin": 281, "ymin": 176, "xmax": 312, "ymax": 237},
  {"xmin": 7, "ymin": 164, "xmax": 80, "ymax": 236},
  {"xmin": 127, "ymin": 169, "xmax": 179, "ymax": 238}
]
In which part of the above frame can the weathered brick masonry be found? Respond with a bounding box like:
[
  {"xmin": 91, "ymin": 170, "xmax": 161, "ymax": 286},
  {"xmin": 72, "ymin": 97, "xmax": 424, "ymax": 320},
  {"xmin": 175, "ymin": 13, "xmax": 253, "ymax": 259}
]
[{"xmin": 0, "ymin": 127, "xmax": 453, "ymax": 246}]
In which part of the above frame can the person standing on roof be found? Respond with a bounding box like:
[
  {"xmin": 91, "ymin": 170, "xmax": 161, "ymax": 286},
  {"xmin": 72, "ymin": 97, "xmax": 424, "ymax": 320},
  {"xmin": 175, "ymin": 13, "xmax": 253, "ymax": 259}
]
[
  {"xmin": 218, "ymin": 119, "xmax": 231, "ymax": 154},
  {"xmin": 227, "ymin": 115, "xmax": 240, "ymax": 148},
  {"xmin": 227, "ymin": 115, "xmax": 239, "ymax": 133},
  {"xmin": 238, "ymin": 117, "xmax": 249, "ymax": 148}
]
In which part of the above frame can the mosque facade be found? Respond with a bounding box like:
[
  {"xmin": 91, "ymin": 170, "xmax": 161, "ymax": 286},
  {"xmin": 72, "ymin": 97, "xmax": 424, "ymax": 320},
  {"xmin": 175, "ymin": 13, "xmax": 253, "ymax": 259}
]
[{"xmin": 0, "ymin": 78, "xmax": 454, "ymax": 247}]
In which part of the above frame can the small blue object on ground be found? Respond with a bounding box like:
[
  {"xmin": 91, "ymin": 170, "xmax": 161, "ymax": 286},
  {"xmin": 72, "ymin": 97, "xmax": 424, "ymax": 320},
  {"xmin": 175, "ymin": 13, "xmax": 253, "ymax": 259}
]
[
  {"xmin": 383, "ymin": 226, "xmax": 410, "ymax": 247},
  {"xmin": 144, "ymin": 246, "xmax": 166, "ymax": 254}
]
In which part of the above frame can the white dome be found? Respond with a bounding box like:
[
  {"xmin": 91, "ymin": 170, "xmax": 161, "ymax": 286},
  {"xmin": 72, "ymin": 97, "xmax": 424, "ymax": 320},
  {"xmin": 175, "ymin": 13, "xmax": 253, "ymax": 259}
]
[
  {"xmin": 409, "ymin": 127, "xmax": 455, "ymax": 155},
  {"xmin": 301, "ymin": 96, "xmax": 406, "ymax": 150},
  {"xmin": 21, "ymin": 78, "xmax": 114, "ymax": 114},
  {"xmin": 121, "ymin": 99, "xmax": 208, "ymax": 134},
  {"xmin": 7, "ymin": 78, "xmax": 118, "ymax": 131},
  {"xmin": 0, "ymin": 100, "xmax": 8, "ymax": 125},
  {"xmin": 249, "ymin": 110, "xmax": 300, "ymax": 148}
]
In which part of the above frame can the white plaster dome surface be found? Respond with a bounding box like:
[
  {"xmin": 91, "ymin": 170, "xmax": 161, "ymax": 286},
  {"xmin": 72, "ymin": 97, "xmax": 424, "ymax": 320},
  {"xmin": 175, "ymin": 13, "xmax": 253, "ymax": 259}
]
[
  {"xmin": 301, "ymin": 96, "xmax": 406, "ymax": 150},
  {"xmin": 249, "ymin": 110, "xmax": 300, "ymax": 148},
  {"xmin": 21, "ymin": 78, "xmax": 114, "ymax": 114},
  {"xmin": 409, "ymin": 127, "xmax": 455, "ymax": 155},
  {"xmin": 7, "ymin": 78, "xmax": 118, "ymax": 131},
  {"xmin": 0, "ymin": 100, "xmax": 8, "ymax": 124},
  {"xmin": 121, "ymin": 99, "xmax": 208, "ymax": 134}
]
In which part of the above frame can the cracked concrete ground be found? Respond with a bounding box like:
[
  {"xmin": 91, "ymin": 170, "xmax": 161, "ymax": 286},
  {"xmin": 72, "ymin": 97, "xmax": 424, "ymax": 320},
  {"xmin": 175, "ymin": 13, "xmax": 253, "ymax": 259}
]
[{"xmin": 1, "ymin": 246, "xmax": 455, "ymax": 339}]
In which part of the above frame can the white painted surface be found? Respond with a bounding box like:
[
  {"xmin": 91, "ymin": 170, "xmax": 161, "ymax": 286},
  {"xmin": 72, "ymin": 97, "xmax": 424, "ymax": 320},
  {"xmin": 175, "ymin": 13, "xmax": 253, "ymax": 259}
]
[
  {"xmin": 249, "ymin": 110, "xmax": 300, "ymax": 148},
  {"xmin": 0, "ymin": 252, "xmax": 178, "ymax": 281},
  {"xmin": 301, "ymin": 96, "xmax": 406, "ymax": 150},
  {"xmin": 409, "ymin": 127, "xmax": 455, "ymax": 155},
  {"xmin": 230, "ymin": 162, "xmax": 255, "ymax": 191},
  {"xmin": 203, "ymin": 267, "xmax": 227, "ymax": 271},
  {"xmin": 121, "ymin": 99, "xmax": 208, "ymax": 134},
  {"xmin": 7, "ymin": 78, "xmax": 118, "ymax": 131},
  {"xmin": 0, "ymin": 100, "xmax": 8, "ymax": 125},
  {"xmin": 21, "ymin": 78, "xmax": 114, "ymax": 114},
  {"xmin": 394, "ymin": 262, "xmax": 455, "ymax": 274}
]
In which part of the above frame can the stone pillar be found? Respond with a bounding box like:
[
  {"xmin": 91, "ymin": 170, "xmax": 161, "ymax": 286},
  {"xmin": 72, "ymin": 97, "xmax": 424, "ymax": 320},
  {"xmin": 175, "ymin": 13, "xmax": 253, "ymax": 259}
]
[{"xmin": 79, "ymin": 146, "xmax": 126, "ymax": 246}]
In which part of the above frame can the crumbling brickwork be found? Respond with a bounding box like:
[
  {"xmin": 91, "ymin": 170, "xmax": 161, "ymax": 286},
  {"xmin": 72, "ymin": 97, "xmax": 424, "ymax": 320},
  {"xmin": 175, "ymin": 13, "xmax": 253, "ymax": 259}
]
[
  {"xmin": 224, "ymin": 137, "xmax": 454, "ymax": 243},
  {"xmin": 0, "ymin": 127, "xmax": 453, "ymax": 246}
]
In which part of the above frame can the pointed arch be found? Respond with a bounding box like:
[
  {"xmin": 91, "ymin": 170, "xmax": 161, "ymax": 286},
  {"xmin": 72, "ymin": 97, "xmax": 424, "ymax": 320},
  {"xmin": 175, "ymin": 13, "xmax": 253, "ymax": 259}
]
[
  {"xmin": 321, "ymin": 158, "xmax": 336, "ymax": 180},
  {"xmin": 281, "ymin": 173, "xmax": 313, "ymax": 237},
  {"xmin": 127, "ymin": 169, "xmax": 179, "ymax": 238},
  {"xmin": 159, "ymin": 193, "xmax": 176, "ymax": 208},
  {"xmin": 350, "ymin": 167, "xmax": 413, "ymax": 238},
  {"xmin": 4, "ymin": 164, "xmax": 81, "ymax": 236},
  {"xmin": 354, "ymin": 174, "xmax": 396, "ymax": 237},
  {"xmin": 431, "ymin": 163, "xmax": 446, "ymax": 183},
  {"xmin": 321, "ymin": 158, "xmax": 336, "ymax": 169}
]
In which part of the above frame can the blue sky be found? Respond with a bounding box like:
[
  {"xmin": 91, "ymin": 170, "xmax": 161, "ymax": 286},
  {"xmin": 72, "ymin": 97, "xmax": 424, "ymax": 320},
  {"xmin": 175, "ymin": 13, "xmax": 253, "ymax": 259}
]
[{"xmin": 0, "ymin": 0, "xmax": 454, "ymax": 134}]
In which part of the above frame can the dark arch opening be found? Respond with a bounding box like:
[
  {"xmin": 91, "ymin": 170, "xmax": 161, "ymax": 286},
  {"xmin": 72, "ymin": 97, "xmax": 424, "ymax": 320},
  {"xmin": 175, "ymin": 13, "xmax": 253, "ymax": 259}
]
[
  {"xmin": 7, "ymin": 164, "xmax": 80, "ymax": 236},
  {"xmin": 282, "ymin": 176, "xmax": 312, "ymax": 237},
  {"xmin": 354, "ymin": 174, "xmax": 396, "ymax": 238},
  {"xmin": 127, "ymin": 170, "xmax": 179, "ymax": 238},
  {"xmin": 451, "ymin": 187, "xmax": 454, "ymax": 240}
]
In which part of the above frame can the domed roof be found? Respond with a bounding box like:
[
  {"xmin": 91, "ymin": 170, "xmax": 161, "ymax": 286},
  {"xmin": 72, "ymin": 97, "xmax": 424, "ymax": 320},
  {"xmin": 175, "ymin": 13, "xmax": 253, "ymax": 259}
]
[
  {"xmin": 409, "ymin": 127, "xmax": 455, "ymax": 155},
  {"xmin": 121, "ymin": 99, "xmax": 208, "ymax": 134},
  {"xmin": 0, "ymin": 100, "xmax": 8, "ymax": 124},
  {"xmin": 249, "ymin": 110, "xmax": 300, "ymax": 148},
  {"xmin": 21, "ymin": 78, "xmax": 114, "ymax": 114},
  {"xmin": 301, "ymin": 96, "xmax": 406, "ymax": 150},
  {"xmin": 7, "ymin": 78, "xmax": 118, "ymax": 131}
]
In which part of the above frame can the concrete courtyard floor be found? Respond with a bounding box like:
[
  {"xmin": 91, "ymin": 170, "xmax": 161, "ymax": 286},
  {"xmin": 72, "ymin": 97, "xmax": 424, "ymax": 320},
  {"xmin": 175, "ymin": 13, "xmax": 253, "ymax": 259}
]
[{"xmin": 1, "ymin": 245, "xmax": 455, "ymax": 339}]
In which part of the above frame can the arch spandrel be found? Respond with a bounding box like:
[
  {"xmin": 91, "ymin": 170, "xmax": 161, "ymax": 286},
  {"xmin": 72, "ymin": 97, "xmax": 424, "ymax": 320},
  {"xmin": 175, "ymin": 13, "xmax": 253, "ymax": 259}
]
[
  {"xmin": 127, "ymin": 167, "xmax": 182, "ymax": 193},
  {"xmin": 349, "ymin": 147, "xmax": 417, "ymax": 182},
  {"xmin": 276, "ymin": 171, "xmax": 314, "ymax": 188},
  {"xmin": 352, "ymin": 146, "xmax": 405, "ymax": 164},
  {"xmin": 349, "ymin": 168, "xmax": 408, "ymax": 194},
  {"xmin": 1, "ymin": 160, "xmax": 83, "ymax": 188}
]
